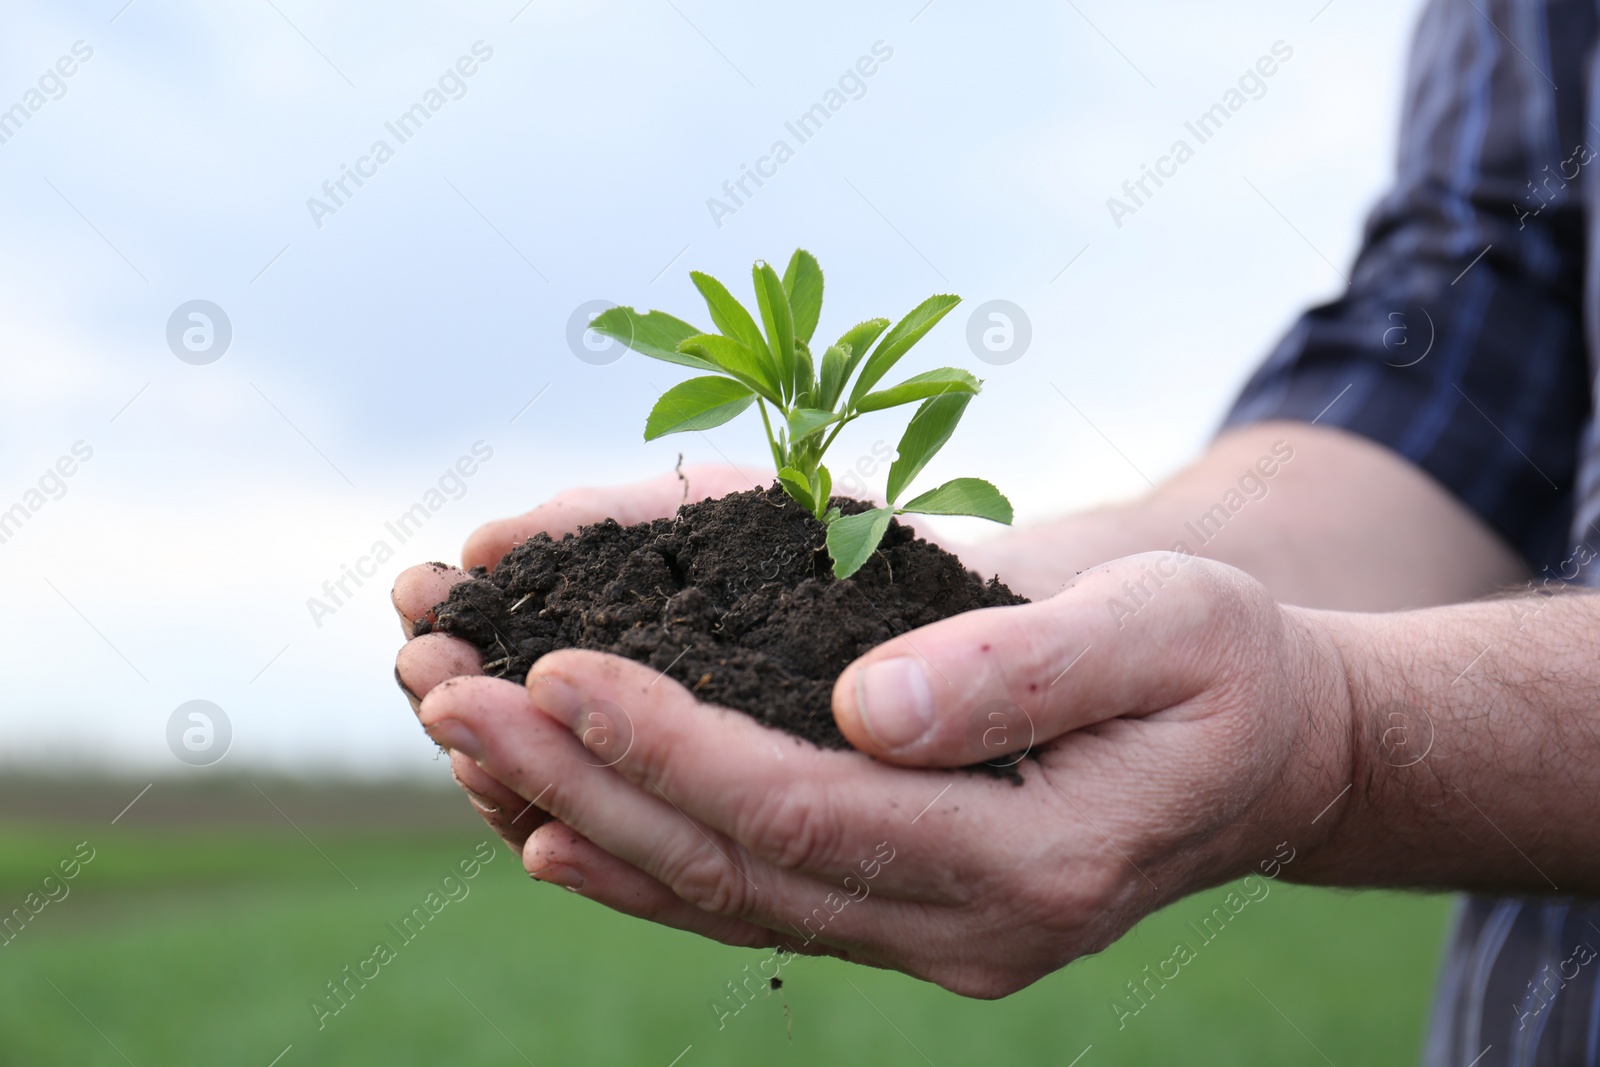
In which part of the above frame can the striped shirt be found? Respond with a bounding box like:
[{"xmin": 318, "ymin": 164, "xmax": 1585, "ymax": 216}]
[{"xmin": 1223, "ymin": 1, "xmax": 1600, "ymax": 1063}]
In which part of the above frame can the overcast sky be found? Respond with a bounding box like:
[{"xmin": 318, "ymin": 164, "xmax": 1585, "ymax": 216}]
[{"xmin": 0, "ymin": 0, "xmax": 1425, "ymax": 777}]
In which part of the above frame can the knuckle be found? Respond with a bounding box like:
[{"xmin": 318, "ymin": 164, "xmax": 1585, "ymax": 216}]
[
  {"xmin": 616, "ymin": 721, "xmax": 677, "ymax": 793},
  {"xmin": 1180, "ymin": 556, "xmax": 1270, "ymax": 622},
  {"xmin": 656, "ymin": 844, "xmax": 755, "ymax": 917},
  {"xmin": 1035, "ymin": 854, "xmax": 1121, "ymax": 923},
  {"xmin": 739, "ymin": 783, "xmax": 844, "ymax": 871}
]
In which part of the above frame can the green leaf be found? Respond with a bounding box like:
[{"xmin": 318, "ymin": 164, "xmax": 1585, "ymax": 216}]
[
  {"xmin": 849, "ymin": 295, "xmax": 962, "ymax": 405},
  {"xmin": 787, "ymin": 407, "xmax": 840, "ymax": 444},
  {"xmin": 818, "ymin": 344, "xmax": 851, "ymax": 410},
  {"xmin": 781, "ymin": 250, "xmax": 824, "ymax": 345},
  {"xmin": 898, "ymin": 478, "xmax": 1013, "ymax": 524},
  {"xmin": 677, "ymin": 333, "xmax": 781, "ymax": 403},
  {"xmin": 752, "ymin": 261, "xmax": 796, "ymax": 401},
  {"xmin": 885, "ymin": 392, "xmax": 973, "ymax": 504},
  {"xmin": 825, "ymin": 507, "xmax": 895, "ymax": 579},
  {"xmin": 854, "ymin": 367, "xmax": 981, "ymax": 413},
  {"xmin": 644, "ymin": 377, "xmax": 756, "ymax": 440},
  {"xmin": 777, "ymin": 466, "xmax": 816, "ymax": 513},
  {"xmin": 689, "ymin": 272, "xmax": 773, "ymax": 369},
  {"xmin": 834, "ymin": 319, "xmax": 890, "ymax": 384},
  {"xmin": 589, "ymin": 307, "xmax": 715, "ymax": 371},
  {"xmin": 812, "ymin": 464, "xmax": 832, "ymax": 513},
  {"xmin": 793, "ymin": 338, "xmax": 816, "ymax": 406}
]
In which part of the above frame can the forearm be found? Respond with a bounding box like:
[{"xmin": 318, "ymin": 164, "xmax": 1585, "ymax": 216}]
[
  {"xmin": 1300, "ymin": 588, "xmax": 1600, "ymax": 895},
  {"xmin": 966, "ymin": 421, "xmax": 1528, "ymax": 610}
]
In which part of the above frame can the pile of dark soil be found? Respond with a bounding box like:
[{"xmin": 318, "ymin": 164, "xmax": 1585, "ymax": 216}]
[{"xmin": 414, "ymin": 486, "xmax": 1027, "ymax": 754}]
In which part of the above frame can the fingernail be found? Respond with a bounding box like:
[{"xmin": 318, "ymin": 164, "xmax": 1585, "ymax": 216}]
[
  {"xmin": 527, "ymin": 670, "xmax": 583, "ymax": 729},
  {"xmin": 463, "ymin": 789, "xmax": 500, "ymax": 815},
  {"xmin": 531, "ymin": 863, "xmax": 585, "ymax": 891},
  {"xmin": 425, "ymin": 718, "xmax": 483, "ymax": 761},
  {"xmin": 394, "ymin": 666, "xmax": 420, "ymax": 706},
  {"xmin": 854, "ymin": 657, "xmax": 933, "ymax": 751}
]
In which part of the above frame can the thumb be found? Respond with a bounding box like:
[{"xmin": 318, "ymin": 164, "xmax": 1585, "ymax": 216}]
[{"xmin": 831, "ymin": 552, "xmax": 1243, "ymax": 767}]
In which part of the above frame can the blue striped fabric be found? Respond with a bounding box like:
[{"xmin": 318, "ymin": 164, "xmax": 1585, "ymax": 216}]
[
  {"xmin": 1420, "ymin": 899, "xmax": 1600, "ymax": 1066},
  {"xmin": 1223, "ymin": 1, "xmax": 1600, "ymax": 1063},
  {"xmin": 1225, "ymin": 0, "xmax": 1592, "ymax": 575}
]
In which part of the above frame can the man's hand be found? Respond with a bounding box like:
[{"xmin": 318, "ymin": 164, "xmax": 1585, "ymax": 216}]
[
  {"xmin": 392, "ymin": 424, "xmax": 1589, "ymax": 996},
  {"xmin": 413, "ymin": 553, "xmax": 1356, "ymax": 996}
]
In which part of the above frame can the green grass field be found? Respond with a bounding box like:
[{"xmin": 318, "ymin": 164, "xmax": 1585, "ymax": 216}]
[{"xmin": 0, "ymin": 778, "xmax": 1452, "ymax": 1065}]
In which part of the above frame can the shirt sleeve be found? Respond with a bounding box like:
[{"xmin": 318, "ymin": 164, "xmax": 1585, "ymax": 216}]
[{"xmin": 1222, "ymin": 0, "xmax": 1594, "ymax": 573}]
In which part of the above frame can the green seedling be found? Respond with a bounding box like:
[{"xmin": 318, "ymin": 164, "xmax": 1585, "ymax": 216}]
[{"xmin": 590, "ymin": 249, "xmax": 1012, "ymax": 578}]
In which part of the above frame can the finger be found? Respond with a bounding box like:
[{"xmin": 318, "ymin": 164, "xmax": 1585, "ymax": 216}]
[
  {"xmin": 393, "ymin": 562, "xmax": 470, "ymax": 637},
  {"xmin": 420, "ymin": 674, "xmax": 819, "ymax": 916},
  {"xmin": 462, "ymin": 465, "xmax": 758, "ymax": 571},
  {"xmin": 522, "ymin": 822, "xmax": 812, "ymax": 953},
  {"xmin": 520, "ymin": 649, "xmax": 998, "ymax": 903},
  {"xmin": 395, "ymin": 632, "xmax": 483, "ymax": 712},
  {"xmin": 419, "ymin": 673, "xmax": 921, "ymax": 939},
  {"xmin": 450, "ymin": 751, "xmax": 549, "ymax": 855},
  {"xmin": 832, "ymin": 552, "xmax": 1249, "ymax": 767}
]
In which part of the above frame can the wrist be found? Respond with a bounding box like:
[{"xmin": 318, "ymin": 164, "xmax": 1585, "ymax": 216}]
[
  {"xmin": 1280, "ymin": 609, "xmax": 1417, "ymax": 886},
  {"xmin": 1263, "ymin": 606, "xmax": 1363, "ymax": 881}
]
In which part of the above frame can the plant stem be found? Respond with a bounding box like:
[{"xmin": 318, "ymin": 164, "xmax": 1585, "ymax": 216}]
[
  {"xmin": 757, "ymin": 399, "xmax": 785, "ymax": 470},
  {"xmin": 818, "ymin": 414, "xmax": 856, "ymax": 457}
]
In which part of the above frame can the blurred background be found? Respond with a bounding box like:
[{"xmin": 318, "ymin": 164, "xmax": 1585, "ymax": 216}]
[{"xmin": 0, "ymin": 0, "xmax": 1449, "ymax": 1062}]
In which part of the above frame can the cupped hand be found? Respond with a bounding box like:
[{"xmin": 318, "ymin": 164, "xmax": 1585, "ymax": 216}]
[
  {"xmin": 392, "ymin": 464, "xmax": 757, "ymax": 851},
  {"xmin": 412, "ymin": 552, "xmax": 1356, "ymax": 997}
]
